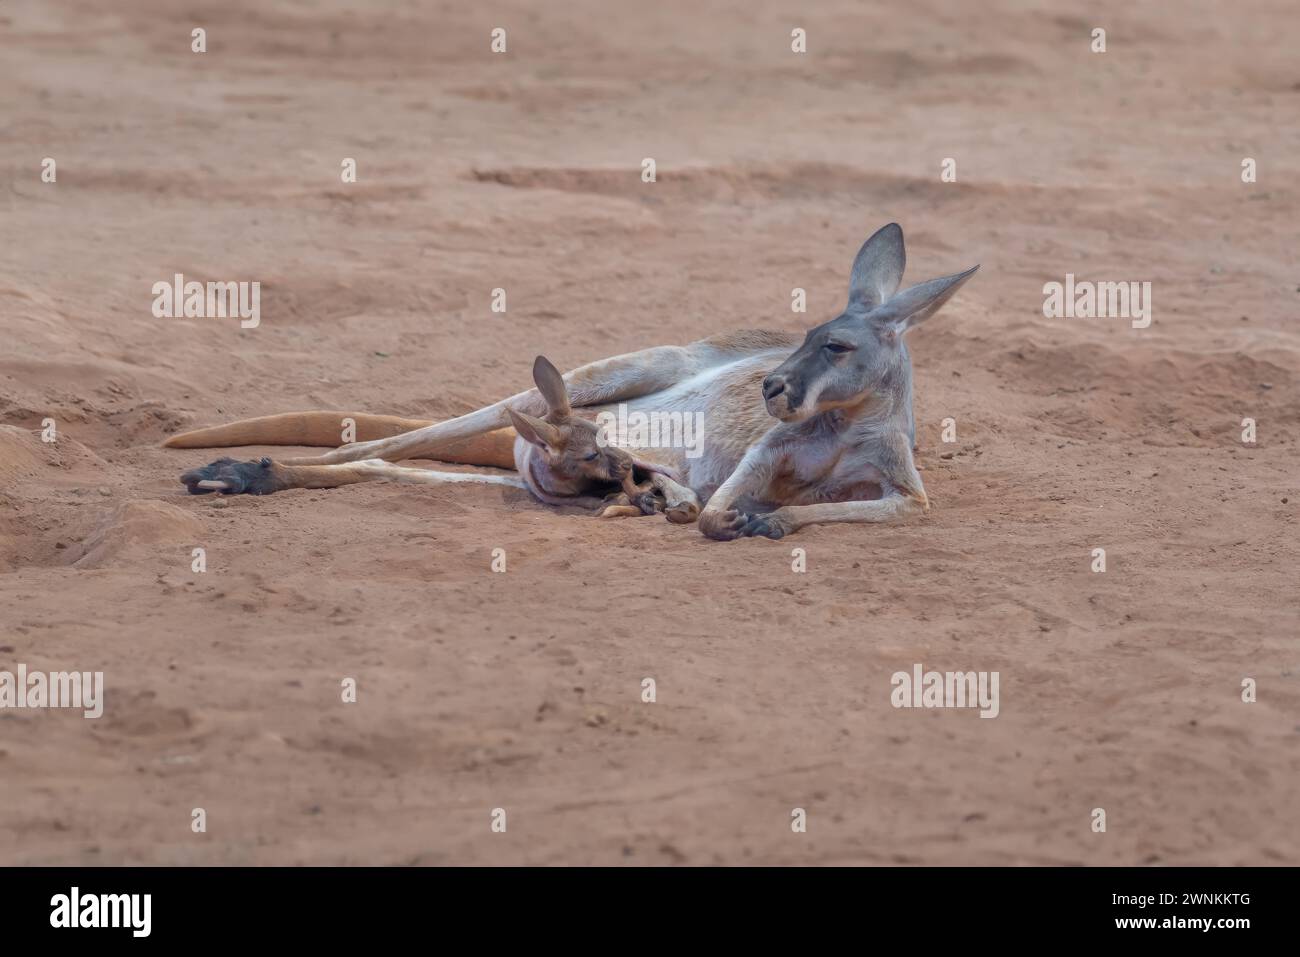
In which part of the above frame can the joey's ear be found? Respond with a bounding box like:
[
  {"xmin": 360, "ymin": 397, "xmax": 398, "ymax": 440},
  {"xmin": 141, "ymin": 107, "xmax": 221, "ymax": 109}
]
[
  {"xmin": 868, "ymin": 265, "xmax": 979, "ymax": 335},
  {"xmin": 532, "ymin": 355, "xmax": 572, "ymax": 420},
  {"xmin": 507, "ymin": 408, "xmax": 563, "ymax": 451},
  {"xmin": 848, "ymin": 223, "xmax": 906, "ymax": 311}
]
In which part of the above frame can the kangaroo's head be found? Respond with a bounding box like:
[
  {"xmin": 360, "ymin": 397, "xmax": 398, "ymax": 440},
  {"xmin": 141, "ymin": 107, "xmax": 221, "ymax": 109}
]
[
  {"xmin": 507, "ymin": 356, "xmax": 634, "ymax": 493},
  {"xmin": 762, "ymin": 224, "xmax": 978, "ymax": 423}
]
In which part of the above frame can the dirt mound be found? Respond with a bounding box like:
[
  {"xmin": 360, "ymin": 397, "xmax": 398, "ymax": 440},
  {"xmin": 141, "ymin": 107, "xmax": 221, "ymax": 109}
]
[{"xmin": 65, "ymin": 500, "xmax": 206, "ymax": 569}]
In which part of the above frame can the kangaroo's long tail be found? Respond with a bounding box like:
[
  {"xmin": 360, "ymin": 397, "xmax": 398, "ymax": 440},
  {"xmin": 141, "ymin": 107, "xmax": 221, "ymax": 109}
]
[{"xmin": 161, "ymin": 412, "xmax": 435, "ymax": 449}]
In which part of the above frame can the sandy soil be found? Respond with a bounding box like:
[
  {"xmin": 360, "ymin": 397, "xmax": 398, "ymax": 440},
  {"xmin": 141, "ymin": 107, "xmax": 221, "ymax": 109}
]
[{"xmin": 1, "ymin": 0, "xmax": 1297, "ymax": 865}]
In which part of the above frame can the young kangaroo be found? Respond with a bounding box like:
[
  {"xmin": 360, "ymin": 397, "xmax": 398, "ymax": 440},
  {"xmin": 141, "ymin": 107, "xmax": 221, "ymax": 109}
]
[
  {"xmin": 170, "ymin": 224, "xmax": 975, "ymax": 540},
  {"xmin": 505, "ymin": 355, "xmax": 699, "ymax": 521},
  {"xmin": 180, "ymin": 356, "xmax": 701, "ymax": 522}
]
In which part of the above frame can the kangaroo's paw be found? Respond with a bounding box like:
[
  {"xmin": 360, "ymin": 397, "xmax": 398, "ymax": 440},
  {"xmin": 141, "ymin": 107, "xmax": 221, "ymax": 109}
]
[
  {"xmin": 599, "ymin": 505, "xmax": 644, "ymax": 518},
  {"xmin": 664, "ymin": 499, "xmax": 699, "ymax": 525},
  {"xmin": 699, "ymin": 508, "xmax": 750, "ymax": 541},
  {"xmin": 738, "ymin": 510, "xmax": 792, "ymax": 540},
  {"xmin": 180, "ymin": 457, "xmax": 287, "ymax": 496},
  {"xmin": 649, "ymin": 474, "xmax": 700, "ymax": 524}
]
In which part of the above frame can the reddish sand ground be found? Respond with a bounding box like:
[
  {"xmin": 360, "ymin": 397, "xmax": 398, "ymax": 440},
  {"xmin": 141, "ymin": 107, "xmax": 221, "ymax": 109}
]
[{"xmin": 1, "ymin": 0, "xmax": 1297, "ymax": 864}]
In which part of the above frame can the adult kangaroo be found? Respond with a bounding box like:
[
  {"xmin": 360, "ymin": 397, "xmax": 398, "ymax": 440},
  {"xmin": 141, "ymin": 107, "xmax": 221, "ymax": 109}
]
[{"xmin": 170, "ymin": 224, "xmax": 978, "ymax": 540}]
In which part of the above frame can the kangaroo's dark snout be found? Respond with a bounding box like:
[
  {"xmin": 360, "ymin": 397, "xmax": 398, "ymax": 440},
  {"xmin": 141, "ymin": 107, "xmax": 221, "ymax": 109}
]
[{"xmin": 762, "ymin": 369, "xmax": 805, "ymax": 421}]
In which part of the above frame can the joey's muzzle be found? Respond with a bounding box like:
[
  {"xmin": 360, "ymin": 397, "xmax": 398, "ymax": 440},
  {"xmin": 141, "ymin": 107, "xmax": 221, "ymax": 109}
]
[{"xmin": 604, "ymin": 446, "xmax": 634, "ymax": 480}]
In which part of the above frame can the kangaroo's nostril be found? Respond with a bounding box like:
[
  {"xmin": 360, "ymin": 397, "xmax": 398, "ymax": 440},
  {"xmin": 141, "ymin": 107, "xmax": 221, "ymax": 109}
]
[{"xmin": 762, "ymin": 376, "xmax": 785, "ymax": 401}]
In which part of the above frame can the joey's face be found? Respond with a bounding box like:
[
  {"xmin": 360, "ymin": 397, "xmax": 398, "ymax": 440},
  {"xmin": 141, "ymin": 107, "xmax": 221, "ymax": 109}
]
[
  {"xmin": 511, "ymin": 353, "xmax": 634, "ymax": 496},
  {"xmin": 509, "ymin": 406, "xmax": 632, "ymax": 494},
  {"xmin": 760, "ymin": 312, "xmax": 902, "ymax": 423},
  {"xmin": 547, "ymin": 416, "xmax": 633, "ymax": 485}
]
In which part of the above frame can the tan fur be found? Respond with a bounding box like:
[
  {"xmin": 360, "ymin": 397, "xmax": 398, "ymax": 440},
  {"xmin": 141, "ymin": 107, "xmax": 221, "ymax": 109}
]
[
  {"xmin": 163, "ymin": 412, "xmax": 434, "ymax": 449},
  {"xmin": 165, "ymin": 412, "xmax": 519, "ymax": 469}
]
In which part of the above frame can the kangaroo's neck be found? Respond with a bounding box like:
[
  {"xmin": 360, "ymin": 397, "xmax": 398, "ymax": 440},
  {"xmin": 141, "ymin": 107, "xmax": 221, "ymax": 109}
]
[{"xmin": 816, "ymin": 377, "xmax": 913, "ymax": 437}]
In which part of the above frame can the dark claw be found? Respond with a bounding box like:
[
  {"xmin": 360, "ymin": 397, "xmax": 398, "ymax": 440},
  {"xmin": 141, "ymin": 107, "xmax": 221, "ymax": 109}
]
[
  {"xmin": 180, "ymin": 457, "xmax": 286, "ymax": 496},
  {"xmin": 740, "ymin": 515, "xmax": 785, "ymax": 539}
]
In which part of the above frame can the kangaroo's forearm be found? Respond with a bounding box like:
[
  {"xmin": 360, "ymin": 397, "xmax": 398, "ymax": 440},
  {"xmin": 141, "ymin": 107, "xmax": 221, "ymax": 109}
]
[{"xmin": 773, "ymin": 495, "xmax": 920, "ymax": 529}]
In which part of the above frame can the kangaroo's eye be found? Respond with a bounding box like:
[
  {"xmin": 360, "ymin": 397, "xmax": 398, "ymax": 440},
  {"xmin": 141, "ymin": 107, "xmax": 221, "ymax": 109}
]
[
  {"xmin": 583, "ymin": 452, "xmax": 599, "ymax": 461},
  {"xmin": 824, "ymin": 342, "xmax": 854, "ymax": 355}
]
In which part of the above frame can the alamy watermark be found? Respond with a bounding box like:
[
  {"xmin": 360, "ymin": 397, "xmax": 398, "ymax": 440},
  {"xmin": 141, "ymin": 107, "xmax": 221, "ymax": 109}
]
[
  {"xmin": 1043, "ymin": 274, "xmax": 1151, "ymax": 329},
  {"xmin": 890, "ymin": 664, "xmax": 999, "ymax": 718},
  {"xmin": 595, "ymin": 404, "xmax": 705, "ymax": 458},
  {"xmin": 152, "ymin": 273, "xmax": 260, "ymax": 328},
  {"xmin": 0, "ymin": 665, "xmax": 103, "ymax": 718},
  {"xmin": 50, "ymin": 887, "xmax": 150, "ymax": 937}
]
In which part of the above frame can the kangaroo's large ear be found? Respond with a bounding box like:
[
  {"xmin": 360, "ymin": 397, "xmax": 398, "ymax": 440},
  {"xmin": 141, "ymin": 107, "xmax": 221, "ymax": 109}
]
[
  {"xmin": 868, "ymin": 265, "xmax": 979, "ymax": 335},
  {"xmin": 848, "ymin": 223, "xmax": 907, "ymax": 311},
  {"xmin": 507, "ymin": 407, "xmax": 563, "ymax": 451},
  {"xmin": 532, "ymin": 355, "xmax": 572, "ymax": 420}
]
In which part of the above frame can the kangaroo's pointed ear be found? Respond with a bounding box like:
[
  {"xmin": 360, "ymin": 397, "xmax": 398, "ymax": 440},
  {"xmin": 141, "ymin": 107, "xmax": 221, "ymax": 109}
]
[
  {"xmin": 507, "ymin": 407, "xmax": 563, "ymax": 451},
  {"xmin": 868, "ymin": 265, "xmax": 979, "ymax": 335},
  {"xmin": 848, "ymin": 223, "xmax": 906, "ymax": 311},
  {"xmin": 532, "ymin": 355, "xmax": 572, "ymax": 420}
]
